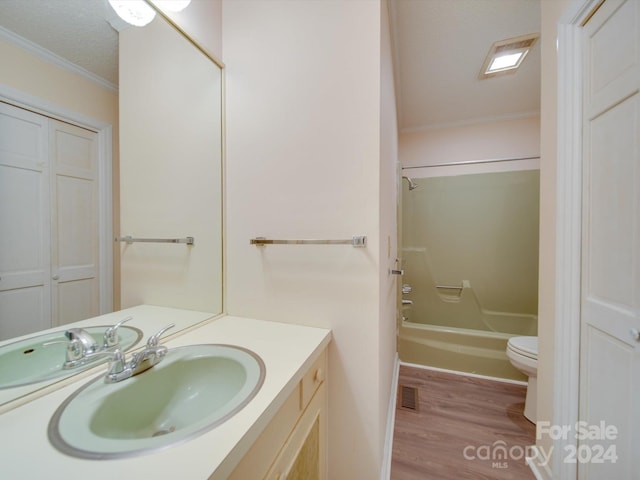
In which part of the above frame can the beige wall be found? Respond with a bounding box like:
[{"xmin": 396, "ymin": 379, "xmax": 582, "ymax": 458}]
[
  {"xmin": 151, "ymin": 0, "xmax": 222, "ymax": 60},
  {"xmin": 400, "ymin": 115, "xmax": 540, "ymax": 168},
  {"xmin": 0, "ymin": 37, "xmax": 120, "ymax": 309},
  {"xmin": 223, "ymin": 0, "xmax": 395, "ymax": 477},
  {"xmin": 537, "ymin": 0, "xmax": 572, "ymax": 456},
  {"xmin": 119, "ymin": 16, "xmax": 223, "ymax": 314},
  {"xmin": 379, "ymin": 0, "xmax": 400, "ymax": 461}
]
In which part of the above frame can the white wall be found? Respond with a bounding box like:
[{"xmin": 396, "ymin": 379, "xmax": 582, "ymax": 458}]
[
  {"xmin": 223, "ymin": 0, "xmax": 395, "ymax": 477},
  {"xmin": 151, "ymin": 0, "xmax": 222, "ymax": 61},
  {"xmin": 379, "ymin": 0, "xmax": 400, "ymax": 465},
  {"xmin": 537, "ymin": 0, "xmax": 572, "ymax": 457},
  {"xmin": 400, "ymin": 115, "xmax": 540, "ymax": 169}
]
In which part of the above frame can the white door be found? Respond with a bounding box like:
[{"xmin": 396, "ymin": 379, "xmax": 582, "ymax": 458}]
[
  {"xmin": 49, "ymin": 120, "xmax": 99, "ymax": 327},
  {"xmin": 579, "ymin": 0, "xmax": 639, "ymax": 478},
  {"xmin": 0, "ymin": 102, "xmax": 51, "ymax": 339},
  {"xmin": 0, "ymin": 103, "xmax": 99, "ymax": 339}
]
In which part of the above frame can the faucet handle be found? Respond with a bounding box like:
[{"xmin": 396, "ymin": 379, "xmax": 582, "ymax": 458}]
[
  {"xmin": 103, "ymin": 316, "xmax": 133, "ymax": 348},
  {"xmin": 43, "ymin": 338, "xmax": 84, "ymax": 364},
  {"xmin": 147, "ymin": 324, "xmax": 175, "ymax": 348},
  {"xmin": 82, "ymin": 348, "xmax": 127, "ymax": 380}
]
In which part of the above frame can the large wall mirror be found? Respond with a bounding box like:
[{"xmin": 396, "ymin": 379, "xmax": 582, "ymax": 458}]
[{"xmin": 0, "ymin": 0, "xmax": 223, "ymax": 407}]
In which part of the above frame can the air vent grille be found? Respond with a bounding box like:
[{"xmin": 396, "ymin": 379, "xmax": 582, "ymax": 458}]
[{"xmin": 399, "ymin": 384, "xmax": 419, "ymax": 411}]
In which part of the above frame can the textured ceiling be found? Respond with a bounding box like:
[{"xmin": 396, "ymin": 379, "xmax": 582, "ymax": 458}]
[
  {"xmin": 389, "ymin": 0, "xmax": 541, "ymax": 132},
  {"xmin": 0, "ymin": 0, "xmax": 119, "ymax": 87}
]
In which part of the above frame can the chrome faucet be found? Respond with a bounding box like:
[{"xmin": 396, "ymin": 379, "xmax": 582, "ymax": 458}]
[
  {"xmin": 65, "ymin": 328, "xmax": 99, "ymax": 354},
  {"xmin": 56, "ymin": 317, "xmax": 133, "ymax": 369},
  {"xmin": 84, "ymin": 324, "xmax": 175, "ymax": 383}
]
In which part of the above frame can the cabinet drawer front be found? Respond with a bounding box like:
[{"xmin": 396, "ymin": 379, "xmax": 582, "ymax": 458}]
[
  {"xmin": 268, "ymin": 383, "xmax": 326, "ymax": 480},
  {"xmin": 300, "ymin": 351, "xmax": 326, "ymax": 410}
]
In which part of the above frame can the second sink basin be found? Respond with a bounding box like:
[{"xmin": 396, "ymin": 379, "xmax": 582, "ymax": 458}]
[
  {"xmin": 0, "ymin": 326, "xmax": 142, "ymax": 389},
  {"xmin": 48, "ymin": 344, "xmax": 266, "ymax": 459}
]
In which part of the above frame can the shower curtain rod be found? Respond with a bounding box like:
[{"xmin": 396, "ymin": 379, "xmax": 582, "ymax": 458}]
[{"xmin": 402, "ymin": 155, "xmax": 540, "ymax": 169}]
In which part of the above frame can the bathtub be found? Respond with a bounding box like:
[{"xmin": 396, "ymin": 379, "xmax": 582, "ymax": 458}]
[{"xmin": 398, "ymin": 320, "xmax": 528, "ymax": 381}]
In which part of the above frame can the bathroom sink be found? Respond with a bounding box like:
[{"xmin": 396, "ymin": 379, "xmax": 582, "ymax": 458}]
[
  {"xmin": 48, "ymin": 344, "xmax": 266, "ymax": 459},
  {"xmin": 0, "ymin": 326, "xmax": 143, "ymax": 389}
]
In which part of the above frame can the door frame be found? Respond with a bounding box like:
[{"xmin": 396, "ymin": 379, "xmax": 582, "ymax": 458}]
[
  {"xmin": 0, "ymin": 84, "xmax": 114, "ymax": 315},
  {"xmin": 554, "ymin": 0, "xmax": 605, "ymax": 478}
]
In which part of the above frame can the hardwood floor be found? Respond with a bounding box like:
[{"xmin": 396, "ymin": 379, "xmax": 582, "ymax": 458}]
[{"xmin": 391, "ymin": 365, "xmax": 536, "ymax": 480}]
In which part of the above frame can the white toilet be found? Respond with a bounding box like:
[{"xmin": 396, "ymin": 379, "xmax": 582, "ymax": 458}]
[{"xmin": 506, "ymin": 336, "xmax": 538, "ymax": 424}]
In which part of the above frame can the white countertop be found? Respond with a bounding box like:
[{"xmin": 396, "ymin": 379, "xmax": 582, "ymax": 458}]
[{"xmin": 0, "ymin": 307, "xmax": 331, "ymax": 479}]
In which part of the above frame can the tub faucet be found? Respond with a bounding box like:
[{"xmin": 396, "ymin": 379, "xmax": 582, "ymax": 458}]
[{"xmin": 84, "ymin": 324, "xmax": 175, "ymax": 383}]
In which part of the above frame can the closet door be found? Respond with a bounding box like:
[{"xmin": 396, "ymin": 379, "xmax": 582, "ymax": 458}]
[
  {"xmin": 0, "ymin": 104, "xmax": 100, "ymax": 339},
  {"xmin": 49, "ymin": 120, "xmax": 99, "ymax": 327},
  {"xmin": 0, "ymin": 102, "xmax": 51, "ymax": 340},
  {"xmin": 579, "ymin": 0, "xmax": 639, "ymax": 478}
]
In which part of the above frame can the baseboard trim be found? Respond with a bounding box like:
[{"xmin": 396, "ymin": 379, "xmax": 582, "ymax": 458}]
[
  {"xmin": 526, "ymin": 446, "xmax": 553, "ymax": 480},
  {"xmin": 399, "ymin": 360, "xmax": 528, "ymax": 386},
  {"xmin": 380, "ymin": 353, "xmax": 400, "ymax": 480}
]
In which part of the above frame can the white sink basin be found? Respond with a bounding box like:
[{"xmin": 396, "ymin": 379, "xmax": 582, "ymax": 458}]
[
  {"xmin": 0, "ymin": 326, "xmax": 142, "ymax": 389},
  {"xmin": 48, "ymin": 344, "xmax": 265, "ymax": 459}
]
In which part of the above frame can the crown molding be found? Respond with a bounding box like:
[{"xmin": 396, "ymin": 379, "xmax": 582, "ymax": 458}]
[{"xmin": 0, "ymin": 25, "xmax": 118, "ymax": 93}]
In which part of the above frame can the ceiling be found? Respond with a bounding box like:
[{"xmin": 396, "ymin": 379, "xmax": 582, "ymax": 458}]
[
  {"xmin": 389, "ymin": 0, "xmax": 541, "ymax": 133},
  {"xmin": 0, "ymin": 0, "xmax": 120, "ymax": 87},
  {"xmin": 0, "ymin": 0, "xmax": 541, "ymax": 131}
]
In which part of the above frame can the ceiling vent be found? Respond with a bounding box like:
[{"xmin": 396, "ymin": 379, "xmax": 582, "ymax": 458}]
[{"xmin": 479, "ymin": 33, "xmax": 539, "ymax": 79}]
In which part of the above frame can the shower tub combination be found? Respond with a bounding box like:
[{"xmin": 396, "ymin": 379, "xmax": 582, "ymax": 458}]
[{"xmin": 399, "ymin": 167, "xmax": 540, "ymax": 381}]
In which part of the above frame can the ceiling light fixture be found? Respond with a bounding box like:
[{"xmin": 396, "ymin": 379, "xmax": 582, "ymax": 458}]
[
  {"xmin": 153, "ymin": 1, "xmax": 192, "ymax": 13},
  {"xmin": 479, "ymin": 33, "xmax": 539, "ymax": 79},
  {"xmin": 108, "ymin": 0, "xmax": 156, "ymax": 27},
  {"xmin": 108, "ymin": 0, "xmax": 192, "ymax": 27}
]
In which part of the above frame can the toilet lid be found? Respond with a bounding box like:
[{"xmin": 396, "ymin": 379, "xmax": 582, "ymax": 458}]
[{"xmin": 508, "ymin": 336, "xmax": 538, "ymax": 359}]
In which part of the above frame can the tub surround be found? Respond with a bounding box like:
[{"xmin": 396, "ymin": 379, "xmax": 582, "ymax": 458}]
[{"xmin": 0, "ymin": 306, "xmax": 332, "ymax": 479}]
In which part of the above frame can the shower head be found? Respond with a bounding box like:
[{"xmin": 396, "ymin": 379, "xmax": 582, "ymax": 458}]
[{"xmin": 403, "ymin": 176, "xmax": 418, "ymax": 191}]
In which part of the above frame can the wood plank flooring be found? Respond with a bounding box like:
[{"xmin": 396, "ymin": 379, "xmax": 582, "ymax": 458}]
[{"xmin": 391, "ymin": 365, "xmax": 536, "ymax": 480}]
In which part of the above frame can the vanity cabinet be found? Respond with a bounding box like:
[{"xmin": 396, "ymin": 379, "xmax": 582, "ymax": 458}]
[{"xmin": 228, "ymin": 349, "xmax": 327, "ymax": 480}]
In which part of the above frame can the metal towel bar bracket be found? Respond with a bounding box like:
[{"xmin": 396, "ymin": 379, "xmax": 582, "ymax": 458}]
[
  {"xmin": 115, "ymin": 236, "xmax": 194, "ymax": 245},
  {"xmin": 250, "ymin": 236, "xmax": 367, "ymax": 248}
]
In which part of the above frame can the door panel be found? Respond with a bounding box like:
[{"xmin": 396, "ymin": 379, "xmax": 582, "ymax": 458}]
[
  {"xmin": 50, "ymin": 120, "xmax": 98, "ymax": 327},
  {"xmin": 0, "ymin": 102, "xmax": 50, "ymax": 339},
  {"xmin": 581, "ymin": 325, "xmax": 637, "ymax": 480},
  {"xmin": 57, "ymin": 279, "xmax": 94, "ymax": 325},
  {"xmin": 580, "ymin": 0, "xmax": 640, "ymax": 478}
]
